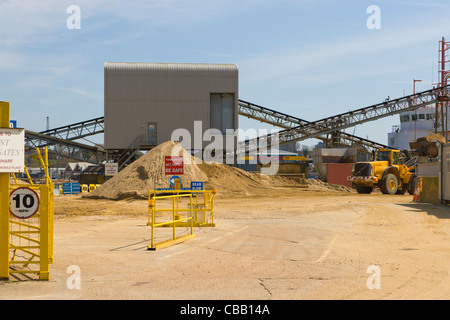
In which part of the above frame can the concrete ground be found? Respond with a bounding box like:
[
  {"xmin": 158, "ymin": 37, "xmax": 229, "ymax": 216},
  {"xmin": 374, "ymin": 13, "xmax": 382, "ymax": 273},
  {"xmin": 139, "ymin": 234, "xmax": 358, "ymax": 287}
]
[{"xmin": 1, "ymin": 189, "xmax": 449, "ymax": 300}]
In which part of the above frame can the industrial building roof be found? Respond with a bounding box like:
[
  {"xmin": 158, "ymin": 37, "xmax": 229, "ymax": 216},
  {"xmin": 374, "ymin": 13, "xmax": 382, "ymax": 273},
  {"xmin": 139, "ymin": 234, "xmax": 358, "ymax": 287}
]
[{"xmin": 104, "ymin": 62, "xmax": 238, "ymax": 74}]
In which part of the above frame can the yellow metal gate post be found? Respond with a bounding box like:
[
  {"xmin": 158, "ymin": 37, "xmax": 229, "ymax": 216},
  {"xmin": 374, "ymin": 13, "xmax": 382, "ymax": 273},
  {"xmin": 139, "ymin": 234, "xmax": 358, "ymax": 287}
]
[
  {"xmin": 0, "ymin": 102, "xmax": 10, "ymax": 279},
  {"xmin": 36, "ymin": 147, "xmax": 54, "ymax": 265},
  {"xmin": 39, "ymin": 185, "xmax": 49, "ymax": 280}
]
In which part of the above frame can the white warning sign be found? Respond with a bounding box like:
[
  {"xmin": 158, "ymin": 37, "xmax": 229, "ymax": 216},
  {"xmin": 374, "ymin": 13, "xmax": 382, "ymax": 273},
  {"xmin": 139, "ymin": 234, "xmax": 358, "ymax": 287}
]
[{"xmin": 0, "ymin": 128, "xmax": 24, "ymax": 173}]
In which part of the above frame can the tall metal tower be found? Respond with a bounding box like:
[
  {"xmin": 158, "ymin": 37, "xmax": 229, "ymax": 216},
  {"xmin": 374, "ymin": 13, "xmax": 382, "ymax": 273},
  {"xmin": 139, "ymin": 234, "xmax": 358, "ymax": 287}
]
[{"xmin": 437, "ymin": 37, "xmax": 450, "ymax": 140}]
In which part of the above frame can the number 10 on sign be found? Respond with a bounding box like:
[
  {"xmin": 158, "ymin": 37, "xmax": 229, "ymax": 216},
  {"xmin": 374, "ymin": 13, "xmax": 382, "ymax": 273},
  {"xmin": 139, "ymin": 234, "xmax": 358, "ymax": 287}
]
[{"xmin": 9, "ymin": 187, "xmax": 40, "ymax": 219}]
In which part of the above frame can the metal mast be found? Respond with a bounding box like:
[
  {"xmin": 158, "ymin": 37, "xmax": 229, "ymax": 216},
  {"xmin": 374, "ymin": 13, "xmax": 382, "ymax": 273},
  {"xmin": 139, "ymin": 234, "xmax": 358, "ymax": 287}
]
[{"xmin": 438, "ymin": 37, "xmax": 450, "ymax": 141}]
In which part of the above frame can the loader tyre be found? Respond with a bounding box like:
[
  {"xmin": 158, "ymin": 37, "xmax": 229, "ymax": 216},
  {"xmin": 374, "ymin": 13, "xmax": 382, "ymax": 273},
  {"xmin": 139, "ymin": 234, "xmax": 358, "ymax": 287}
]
[
  {"xmin": 396, "ymin": 186, "xmax": 407, "ymax": 195},
  {"xmin": 380, "ymin": 173, "xmax": 398, "ymax": 195},
  {"xmin": 355, "ymin": 185, "xmax": 374, "ymax": 194}
]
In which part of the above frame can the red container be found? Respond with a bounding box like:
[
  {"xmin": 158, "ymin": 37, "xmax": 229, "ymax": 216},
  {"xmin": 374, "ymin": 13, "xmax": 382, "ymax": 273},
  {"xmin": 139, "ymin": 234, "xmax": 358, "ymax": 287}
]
[{"xmin": 327, "ymin": 163, "xmax": 353, "ymax": 188}]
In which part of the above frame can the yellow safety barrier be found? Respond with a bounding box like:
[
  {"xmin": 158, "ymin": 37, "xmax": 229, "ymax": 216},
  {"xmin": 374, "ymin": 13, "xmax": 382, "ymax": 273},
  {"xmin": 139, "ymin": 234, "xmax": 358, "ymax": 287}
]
[
  {"xmin": 3, "ymin": 147, "xmax": 54, "ymax": 280},
  {"xmin": 148, "ymin": 189, "xmax": 216, "ymax": 228},
  {"xmin": 81, "ymin": 184, "xmax": 89, "ymax": 193},
  {"xmin": 148, "ymin": 193, "xmax": 196, "ymax": 250},
  {"xmin": 8, "ymin": 184, "xmax": 53, "ymax": 280},
  {"xmin": 1, "ymin": 102, "xmax": 53, "ymax": 280}
]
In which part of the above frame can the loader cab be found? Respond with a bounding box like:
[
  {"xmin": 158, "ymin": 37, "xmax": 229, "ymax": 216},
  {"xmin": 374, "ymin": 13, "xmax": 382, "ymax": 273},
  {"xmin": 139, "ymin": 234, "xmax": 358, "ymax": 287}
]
[{"xmin": 375, "ymin": 149, "xmax": 400, "ymax": 166}]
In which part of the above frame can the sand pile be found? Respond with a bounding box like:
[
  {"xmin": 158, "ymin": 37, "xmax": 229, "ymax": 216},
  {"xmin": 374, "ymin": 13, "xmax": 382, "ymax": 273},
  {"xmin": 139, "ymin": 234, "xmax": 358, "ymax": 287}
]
[
  {"xmin": 83, "ymin": 140, "xmax": 352, "ymax": 200},
  {"xmin": 83, "ymin": 141, "xmax": 207, "ymax": 200},
  {"xmin": 306, "ymin": 178, "xmax": 355, "ymax": 193},
  {"xmin": 196, "ymin": 161, "xmax": 299, "ymax": 195}
]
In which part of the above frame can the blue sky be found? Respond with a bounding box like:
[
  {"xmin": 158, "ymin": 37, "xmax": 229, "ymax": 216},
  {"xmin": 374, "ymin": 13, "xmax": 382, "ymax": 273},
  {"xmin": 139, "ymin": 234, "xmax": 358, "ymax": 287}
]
[{"xmin": 1, "ymin": 0, "xmax": 450, "ymax": 147}]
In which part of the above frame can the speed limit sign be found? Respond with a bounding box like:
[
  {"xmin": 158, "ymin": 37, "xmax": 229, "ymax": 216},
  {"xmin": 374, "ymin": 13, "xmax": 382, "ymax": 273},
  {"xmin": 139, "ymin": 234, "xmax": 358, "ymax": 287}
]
[{"xmin": 9, "ymin": 187, "xmax": 40, "ymax": 219}]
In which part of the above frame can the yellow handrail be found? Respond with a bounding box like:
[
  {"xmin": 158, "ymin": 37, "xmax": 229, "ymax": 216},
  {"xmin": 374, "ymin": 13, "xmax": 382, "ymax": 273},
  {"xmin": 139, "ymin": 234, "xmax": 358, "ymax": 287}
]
[
  {"xmin": 147, "ymin": 189, "xmax": 216, "ymax": 227},
  {"xmin": 148, "ymin": 193, "xmax": 195, "ymax": 250}
]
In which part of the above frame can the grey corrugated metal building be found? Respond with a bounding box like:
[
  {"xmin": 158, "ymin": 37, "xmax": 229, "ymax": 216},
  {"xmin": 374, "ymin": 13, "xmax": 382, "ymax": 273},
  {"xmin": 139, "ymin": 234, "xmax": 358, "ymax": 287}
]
[{"xmin": 104, "ymin": 62, "xmax": 239, "ymax": 162}]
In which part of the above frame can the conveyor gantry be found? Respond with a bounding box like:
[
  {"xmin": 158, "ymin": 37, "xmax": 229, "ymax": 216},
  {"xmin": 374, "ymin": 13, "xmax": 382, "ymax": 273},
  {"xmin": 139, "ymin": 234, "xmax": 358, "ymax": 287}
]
[
  {"xmin": 25, "ymin": 130, "xmax": 106, "ymax": 164},
  {"xmin": 239, "ymin": 85, "xmax": 450, "ymax": 154},
  {"xmin": 25, "ymin": 117, "xmax": 106, "ymax": 164},
  {"xmin": 39, "ymin": 116, "xmax": 104, "ymax": 141},
  {"xmin": 238, "ymin": 99, "xmax": 389, "ymax": 153}
]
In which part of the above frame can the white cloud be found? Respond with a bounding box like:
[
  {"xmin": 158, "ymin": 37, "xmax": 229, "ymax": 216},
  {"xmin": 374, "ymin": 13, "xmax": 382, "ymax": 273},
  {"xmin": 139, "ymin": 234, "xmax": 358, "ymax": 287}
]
[
  {"xmin": 0, "ymin": 0, "xmax": 120, "ymax": 46},
  {"xmin": 0, "ymin": 0, "xmax": 266, "ymax": 47},
  {"xmin": 0, "ymin": 51, "xmax": 27, "ymax": 70},
  {"xmin": 0, "ymin": 0, "xmax": 61, "ymax": 46},
  {"xmin": 391, "ymin": 0, "xmax": 450, "ymax": 8},
  {"xmin": 58, "ymin": 87, "xmax": 102, "ymax": 100},
  {"xmin": 239, "ymin": 19, "xmax": 450, "ymax": 85}
]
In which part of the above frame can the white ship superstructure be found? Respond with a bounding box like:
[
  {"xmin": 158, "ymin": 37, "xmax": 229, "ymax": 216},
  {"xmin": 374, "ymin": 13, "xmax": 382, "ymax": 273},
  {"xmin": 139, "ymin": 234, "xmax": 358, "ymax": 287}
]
[{"xmin": 388, "ymin": 106, "xmax": 447, "ymax": 150}]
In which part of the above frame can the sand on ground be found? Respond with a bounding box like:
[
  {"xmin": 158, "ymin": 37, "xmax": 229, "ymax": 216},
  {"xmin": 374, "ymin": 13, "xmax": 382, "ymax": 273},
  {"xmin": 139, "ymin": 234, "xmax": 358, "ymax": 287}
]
[{"xmin": 1, "ymin": 187, "xmax": 449, "ymax": 300}]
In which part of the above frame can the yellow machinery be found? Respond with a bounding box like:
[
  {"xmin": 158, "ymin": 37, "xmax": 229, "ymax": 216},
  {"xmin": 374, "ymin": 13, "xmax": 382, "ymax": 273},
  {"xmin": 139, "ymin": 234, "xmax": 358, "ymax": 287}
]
[{"xmin": 348, "ymin": 148, "xmax": 418, "ymax": 195}]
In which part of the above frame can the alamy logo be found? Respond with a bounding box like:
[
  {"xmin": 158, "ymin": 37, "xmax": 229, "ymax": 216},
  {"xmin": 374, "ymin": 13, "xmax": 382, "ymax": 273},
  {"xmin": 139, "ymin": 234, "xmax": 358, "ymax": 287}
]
[
  {"xmin": 366, "ymin": 5, "xmax": 381, "ymax": 30},
  {"xmin": 66, "ymin": 265, "xmax": 81, "ymax": 290},
  {"xmin": 171, "ymin": 121, "xmax": 280, "ymax": 175},
  {"xmin": 66, "ymin": 5, "xmax": 81, "ymax": 30},
  {"xmin": 366, "ymin": 265, "xmax": 381, "ymax": 290}
]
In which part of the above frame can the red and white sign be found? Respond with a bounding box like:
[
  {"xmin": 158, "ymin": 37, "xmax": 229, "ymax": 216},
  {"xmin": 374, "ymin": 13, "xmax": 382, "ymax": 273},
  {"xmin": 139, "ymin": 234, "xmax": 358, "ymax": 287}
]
[
  {"xmin": 105, "ymin": 162, "xmax": 119, "ymax": 176},
  {"xmin": 165, "ymin": 156, "xmax": 184, "ymax": 175},
  {"xmin": 9, "ymin": 187, "xmax": 39, "ymax": 219}
]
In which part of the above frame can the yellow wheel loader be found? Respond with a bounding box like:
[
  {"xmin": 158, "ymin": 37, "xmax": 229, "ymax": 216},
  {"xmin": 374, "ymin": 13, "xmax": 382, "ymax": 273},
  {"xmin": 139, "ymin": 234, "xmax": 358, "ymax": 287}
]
[
  {"xmin": 348, "ymin": 134, "xmax": 444, "ymax": 195},
  {"xmin": 348, "ymin": 148, "xmax": 418, "ymax": 195}
]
